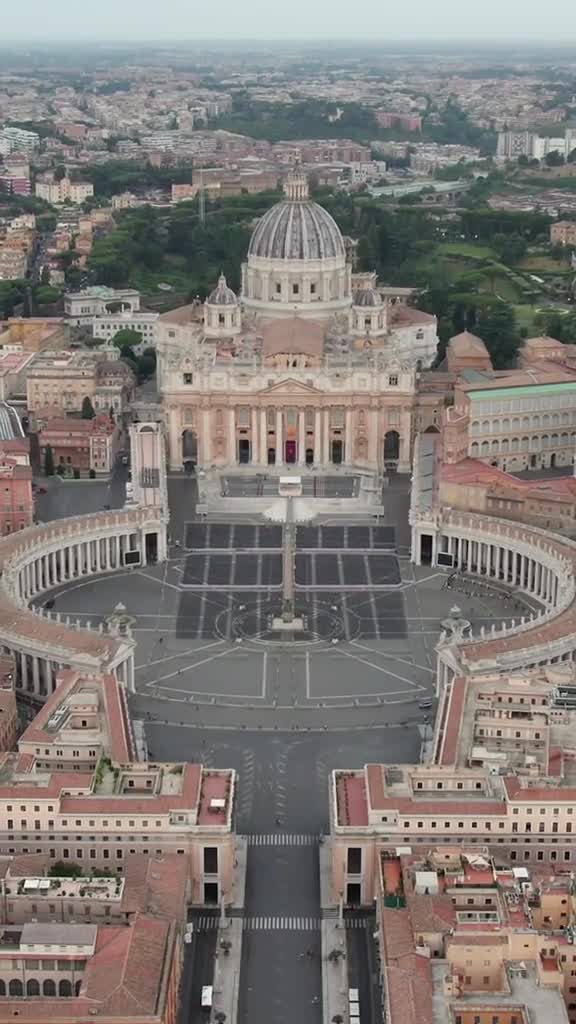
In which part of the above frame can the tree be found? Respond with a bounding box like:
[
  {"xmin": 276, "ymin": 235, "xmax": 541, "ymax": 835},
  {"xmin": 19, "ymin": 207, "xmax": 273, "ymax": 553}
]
[
  {"xmin": 44, "ymin": 445, "xmax": 55, "ymax": 477},
  {"xmin": 54, "ymin": 163, "xmax": 67, "ymax": 181},
  {"xmin": 476, "ymin": 303, "xmax": 521, "ymax": 369},
  {"xmin": 113, "ymin": 327, "xmax": 142, "ymax": 354},
  {"xmin": 49, "ymin": 860, "xmax": 82, "ymax": 877},
  {"xmin": 81, "ymin": 396, "xmax": 96, "ymax": 419},
  {"xmin": 545, "ymin": 149, "xmax": 565, "ymax": 167}
]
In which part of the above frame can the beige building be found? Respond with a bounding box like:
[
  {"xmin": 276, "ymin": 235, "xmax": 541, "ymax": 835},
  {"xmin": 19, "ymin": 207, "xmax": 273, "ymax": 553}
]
[
  {"xmin": 158, "ymin": 170, "xmax": 439, "ymax": 472},
  {"xmin": 550, "ymin": 220, "xmax": 576, "ymax": 246},
  {"xmin": 0, "ymin": 669, "xmax": 236, "ymax": 906},
  {"xmin": 26, "ymin": 349, "xmax": 134, "ymax": 419},
  {"xmin": 35, "ymin": 178, "xmax": 94, "ymax": 205}
]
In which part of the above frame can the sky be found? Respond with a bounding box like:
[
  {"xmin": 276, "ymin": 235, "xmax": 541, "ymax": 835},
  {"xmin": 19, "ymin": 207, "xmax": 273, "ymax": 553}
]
[{"xmin": 1, "ymin": 0, "xmax": 576, "ymax": 43}]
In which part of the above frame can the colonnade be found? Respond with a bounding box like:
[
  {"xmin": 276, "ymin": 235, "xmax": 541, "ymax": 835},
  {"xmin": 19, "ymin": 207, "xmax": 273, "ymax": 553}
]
[
  {"xmin": 437, "ymin": 533, "xmax": 561, "ymax": 608},
  {"xmin": 411, "ymin": 511, "xmax": 576, "ymax": 685},
  {"xmin": 16, "ymin": 531, "xmax": 141, "ymax": 605},
  {"xmin": 0, "ymin": 507, "xmax": 167, "ymax": 700}
]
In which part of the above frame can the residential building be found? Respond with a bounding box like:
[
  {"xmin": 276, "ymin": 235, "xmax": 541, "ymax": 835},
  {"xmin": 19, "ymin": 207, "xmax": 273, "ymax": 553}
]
[
  {"xmin": 0, "ymin": 350, "xmax": 35, "ymax": 401},
  {"xmin": 551, "ymin": 221, "xmax": 576, "ymax": 247},
  {"xmin": 0, "ymin": 318, "xmax": 68, "ymax": 354},
  {"xmin": 92, "ymin": 311, "xmax": 159, "ymax": 349},
  {"xmin": 442, "ymin": 365, "xmax": 576, "ymax": 472},
  {"xmin": 0, "ymin": 689, "xmax": 17, "ymax": 752},
  {"xmin": 26, "ymin": 350, "xmax": 134, "ymax": 420},
  {"xmin": 0, "ymin": 454, "xmax": 33, "ymax": 534},
  {"xmin": 64, "ymin": 286, "xmax": 140, "ymax": 325},
  {"xmin": 35, "ymin": 177, "xmax": 94, "ymax": 205},
  {"xmin": 0, "ymin": 668, "xmax": 236, "ymax": 904},
  {"xmin": 0, "ymin": 127, "xmax": 39, "ymax": 155},
  {"xmin": 375, "ymin": 111, "xmax": 423, "ymax": 132},
  {"xmin": 37, "ymin": 413, "xmax": 121, "ymax": 476}
]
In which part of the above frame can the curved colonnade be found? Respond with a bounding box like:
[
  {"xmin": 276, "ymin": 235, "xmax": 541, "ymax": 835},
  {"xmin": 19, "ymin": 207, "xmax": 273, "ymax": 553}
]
[
  {"xmin": 411, "ymin": 510, "xmax": 576, "ymax": 691},
  {"xmin": 0, "ymin": 506, "xmax": 165, "ymax": 698}
]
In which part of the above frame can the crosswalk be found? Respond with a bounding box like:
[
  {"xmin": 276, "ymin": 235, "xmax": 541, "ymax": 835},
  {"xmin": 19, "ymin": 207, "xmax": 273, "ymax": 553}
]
[
  {"xmin": 243, "ymin": 833, "xmax": 322, "ymax": 846},
  {"xmin": 191, "ymin": 914, "xmax": 367, "ymax": 931}
]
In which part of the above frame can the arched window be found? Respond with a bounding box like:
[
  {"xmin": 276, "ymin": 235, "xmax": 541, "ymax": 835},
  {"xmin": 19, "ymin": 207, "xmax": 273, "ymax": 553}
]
[
  {"xmin": 471, "ymin": 442, "xmax": 479, "ymax": 457},
  {"xmin": 59, "ymin": 979, "xmax": 72, "ymax": 997},
  {"xmin": 471, "ymin": 421, "xmax": 480, "ymax": 435},
  {"xmin": 0, "ymin": 980, "xmax": 5, "ymax": 996},
  {"xmin": 501, "ymin": 439, "xmax": 509, "ymax": 453},
  {"xmin": 43, "ymin": 980, "xmax": 56, "ymax": 997},
  {"xmin": 491, "ymin": 440, "xmax": 499, "ymax": 452},
  {"xmin": 9, "ymin": 979, "xmax": 23, "ymax": 997},
  {"xmin": 511, "ymin": 437, "xmax": 519, "ymax": 452},
  {"xmin": 26, "ymin": 979, "xmax": 40, "ymax": 996},
  {"xmin": 481, "ymin": 441, "xmax": 489, "ymax": 455}
]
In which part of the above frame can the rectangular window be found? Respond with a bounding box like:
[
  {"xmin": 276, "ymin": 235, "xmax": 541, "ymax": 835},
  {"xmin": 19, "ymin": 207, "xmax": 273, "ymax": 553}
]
[
  {"xmin": 388, "ymin": 375, "xmax": 399, "ymax": 387},
  {"xmin": 347, "ymin": 847, "xmax": 362, "ymax": 874},
  {"xmin": 203, "ymin": 847, "xmax": 218, "ymax": 874},
  {"xmin": 183, "ymin": 373, "xmax": 193, "ymax": 385}
]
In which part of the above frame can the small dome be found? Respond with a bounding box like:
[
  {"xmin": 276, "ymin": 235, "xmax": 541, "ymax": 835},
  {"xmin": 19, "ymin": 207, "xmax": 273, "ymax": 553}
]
[
  {"xmin": 207, "ymin": 274, "xmax": 237, "ymax": 306},
  {"xmin": 353, "ymin": 287, "xmax": 382, "ymax": 308}
]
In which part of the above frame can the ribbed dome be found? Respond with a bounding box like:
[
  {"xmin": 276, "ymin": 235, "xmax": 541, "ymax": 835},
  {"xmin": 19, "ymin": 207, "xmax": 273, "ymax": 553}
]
[
  {"xmin": 207, "ymin": 274, "xmax": 237, "ymax": 306},
  {"xmin": 353, "ymin": 287, "xmax": 382, "ymax": 308},
  {"xmin": 248, "ymin": 173, "xmax": 345, "ymax": 262}
]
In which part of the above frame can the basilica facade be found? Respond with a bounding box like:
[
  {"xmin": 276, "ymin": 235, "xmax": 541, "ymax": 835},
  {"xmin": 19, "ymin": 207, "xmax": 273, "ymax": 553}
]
[{"xmin": 156, "ymin": 170, "xmax": 439, "ymax": 473}]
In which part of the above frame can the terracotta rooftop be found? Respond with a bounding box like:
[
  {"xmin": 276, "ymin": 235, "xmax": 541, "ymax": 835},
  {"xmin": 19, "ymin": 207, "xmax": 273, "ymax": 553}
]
[
  {"xmin": 335, "ymin": 771, "xmax": 368, "ymax": 827},
  {"xmin": 448, "ymin": 330, "xmax": 489, "ymax": 356},
  {"xmin": 121, "ymin": 854, "xmax": 188, "ymax": 921},
  {"xmin": 261, "ymin": 316, "xmax": 325, "ymax": 357},
  {"xmin": 389, "ymin": 305, "xmax": 435, "ymax": 327}
]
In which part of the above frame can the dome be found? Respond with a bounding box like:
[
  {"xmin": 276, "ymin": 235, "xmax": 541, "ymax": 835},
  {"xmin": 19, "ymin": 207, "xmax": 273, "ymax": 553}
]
[
  {"xmin": 207, "ymin": 274, "xmax": 237, "ymax": 306},
  {"xmin": 353, "ymin": 287, "xmax": 383, "ymax": 308},
  {"xmin": 248, "ymin": 171, "xmax": 345, "ymax": 262}
]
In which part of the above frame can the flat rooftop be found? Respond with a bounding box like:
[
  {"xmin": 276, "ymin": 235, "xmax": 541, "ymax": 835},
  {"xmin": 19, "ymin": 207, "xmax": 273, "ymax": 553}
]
[{"xmin": 432, "ymin": 961, "xmax": 568, "ymax": 1024}]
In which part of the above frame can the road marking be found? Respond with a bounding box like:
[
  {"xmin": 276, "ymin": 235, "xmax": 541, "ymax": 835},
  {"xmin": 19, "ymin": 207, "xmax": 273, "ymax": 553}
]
[
  {"xmin": 135, "ymin": 638, "xmax": 226, "ymax": 671},
  {"xmin": 243, "ymin": 833, "xmax": 320, "ymax": 846},
  {"xmin": 243, "ymin": 916, "xmax": 321, "ymax": 930},
  {"xmin": 305, "ymin": 651, "xmax": 311, "ymax": 700},
  {"xmin": 350, "ymin": 639, "xmax": 436, "ymax": 675},
  {"xmin": 135, "ymin": 570, "xmax": 182, "ymax": 593},
  {"xmin": 335, "ymin": 649, "xmax": 421, "ymax": 689}
]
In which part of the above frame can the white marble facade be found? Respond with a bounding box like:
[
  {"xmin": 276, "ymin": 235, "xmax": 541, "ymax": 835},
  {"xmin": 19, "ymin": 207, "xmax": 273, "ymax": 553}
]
[{"xmin": 157, "ymin": 169, "xmax": 439, "ymax": 472}]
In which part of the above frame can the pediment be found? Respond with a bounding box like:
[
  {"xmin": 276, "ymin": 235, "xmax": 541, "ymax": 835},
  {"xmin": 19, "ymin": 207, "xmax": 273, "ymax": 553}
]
[{"xmin": 259, "ymin": 378, "xmax": 323, "ymax": 395}]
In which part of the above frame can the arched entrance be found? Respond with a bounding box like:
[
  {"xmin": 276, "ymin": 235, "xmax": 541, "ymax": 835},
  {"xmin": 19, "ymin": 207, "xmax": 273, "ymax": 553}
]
[
  {"xmin": 424, "ymin": 426, "xmax": 440, "ymax": 434},
  {"xmin": 305, "ymin": 448, "xmax": 314, "ymax": 466},
  {"xmin": 182, "ymin": 429, "xmax": 198, "ymax": 471},
  {"xmin": 384, "ymin": 430, "xmax": 400, "ymax": 463},
  {"xmin": 331, "ymin": 439, "xmax": 343, "ymax": 464}
]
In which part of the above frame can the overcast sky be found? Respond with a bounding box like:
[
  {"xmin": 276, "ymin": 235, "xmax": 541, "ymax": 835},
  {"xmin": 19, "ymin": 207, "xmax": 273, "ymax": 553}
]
[{"xmin": 2, "ymin": 0, "xmax": 576, "ymax": 42}]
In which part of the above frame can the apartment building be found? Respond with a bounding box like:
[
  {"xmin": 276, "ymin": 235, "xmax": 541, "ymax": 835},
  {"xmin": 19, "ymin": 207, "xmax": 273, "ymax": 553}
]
[
  {"xmin": 375, "ymin": 846, "xmax": 569, "ymax": 1024},
  {"xmin": 26, "ymin": 350, "xmax": 134, "ymax": 419},
  {"xmin": 0, "ymin": 850, "xmax": 187, "ymax": 1024},
  {"xmin": 443, "ymin": 366, "xmax": 576, "ymax": 472},
  {"xmin": 0, "ymin": 670, "xmax": 236, "ymax": 906},
  {"xmin": 35, "ymin": 177, "xmax": 94, "ymax": 205},
  {"xmin": 551, "ymin": 221, "xmax": 576, "ymax": 247},
  {"xmin": 37, "ymin": 413, "xmax": 121, "ymax": 476},
  {"xmin": 0, "ymin": 691, "xmax": 17, "ymax": 753}
]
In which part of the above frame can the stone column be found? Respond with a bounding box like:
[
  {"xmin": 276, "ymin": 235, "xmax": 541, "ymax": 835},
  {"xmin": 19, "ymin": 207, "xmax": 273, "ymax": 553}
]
[
  {"xmin": 260, "ymin": 409, "xmax": 268, "ymax": 466},
  {"xmin": 20, "ymin": 653, "xmax": 29, "ymax": 691},
  {"xmin": 298, "ymin": 411, "xmax": 306, "ymax": 466},
  {"xmin": 228, "ymin": 408, "xmax": 236, "ymax": 465},
  {"xmin": 275, "ymin": 409, "xmax": 283, "ymax": 466},
  {"xmin": 202, "ymin": 409, "xmax": 211, "ymax": 466},
  {"xmin": 32, "ymin": 657, "xmax": 40, "ymax": 695},
  {"xmin": 322, "ymin": 409, "xmax": 330, "ymax": 465},
  {"xmin": 504, "ymin": 548, "xmax": 509, "ymax": 582},
  {"xmin": 368, "ymin": 410, "xmax": 378, "ymax": 468},
  {"xmin": 314, "ymin": 409, "xmax": 321, "ymax": 465},
  {"xmin": 251, "ymin": 408, "xmax": 259, "ymax": 464},
  {"xmin": 345, "ymin": 408, "xmax": 353, "ymax": 465}
]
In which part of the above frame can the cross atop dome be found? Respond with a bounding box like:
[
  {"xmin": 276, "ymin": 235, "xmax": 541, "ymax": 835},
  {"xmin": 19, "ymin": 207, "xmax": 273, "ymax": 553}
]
[{"xmin": 283, "ymin": 167, "xmax": 310, "ymax": 202}]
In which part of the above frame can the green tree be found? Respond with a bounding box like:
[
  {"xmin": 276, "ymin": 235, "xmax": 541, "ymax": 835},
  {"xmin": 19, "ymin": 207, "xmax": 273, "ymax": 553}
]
[
  {"xmin": 44, "ymin": 445, "xmax": 55, "ymax": 477},
  {"xmin": 54, "ymin": 163, "xmax": 67, "ymax": 181},
  {"xmin": 48, "ymin": 861, "xmax": 83, "ymax": 878},
  {"xmin": 34, "ymin": 285, "xmax": 61, "ymax": 306},
  {"xmin": 81, "ymin": 396, "xmax": 96, "ymax": 419},
  {"xmin": 477, "ymin": 303, "xmax": 521, "ymax": 369},
  {"xmin": 545, "ymin": 149, "xmax": 565, "ymax": 167},
  {"xmin": 113, "ymin": 327, "xmax": 143, "ymax": 354}
]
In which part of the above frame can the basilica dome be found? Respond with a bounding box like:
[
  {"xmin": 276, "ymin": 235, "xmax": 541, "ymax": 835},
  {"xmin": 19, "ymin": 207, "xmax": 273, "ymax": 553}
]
[
  {"xmin": 248, "ymin": 170, "xmax": 345, "ymax": 262},
  {"xmin": 241, "ymin": 169, "xmax": 352, "ymax": 321}
]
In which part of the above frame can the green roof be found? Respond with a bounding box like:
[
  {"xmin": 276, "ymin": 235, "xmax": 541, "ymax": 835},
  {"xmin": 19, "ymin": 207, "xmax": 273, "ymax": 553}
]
[{"xmin": 470, "ymin": 381, "xmax": 576, "ymax": 400}]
